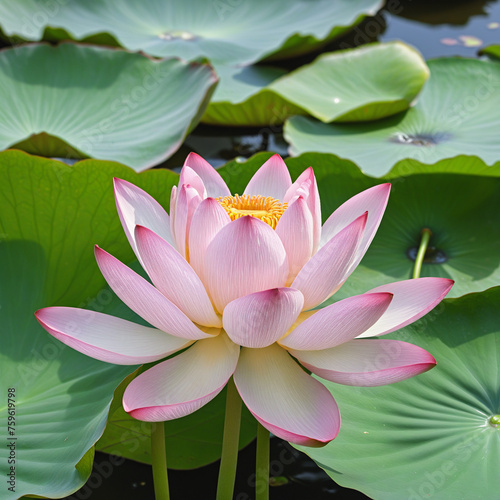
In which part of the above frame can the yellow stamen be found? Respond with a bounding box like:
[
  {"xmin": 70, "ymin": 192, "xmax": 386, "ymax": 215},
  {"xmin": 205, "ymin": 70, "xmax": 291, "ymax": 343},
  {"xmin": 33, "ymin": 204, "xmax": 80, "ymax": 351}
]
[{"xmin": 217, "ymin": 194, "xmax": 287, "ymax": 229}]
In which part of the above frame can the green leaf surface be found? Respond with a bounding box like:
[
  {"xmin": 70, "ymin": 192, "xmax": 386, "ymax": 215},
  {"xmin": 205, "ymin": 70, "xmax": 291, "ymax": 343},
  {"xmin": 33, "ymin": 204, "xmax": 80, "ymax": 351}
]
[
  {"xmin": 217, "ymin": 152, "xmax": 500, "ymax": 299},
  {"xmin": 0, "ymin": 43, "xmax": 217, "ymax": 171},
  {"xmin": 0, "ymin": 152, "xmax": 258, "ymax": 498},
  {"xmin": 0, "ymin": 151, "xmax": 175, "ymax": 498},
  {"xmin": 0, "ymin": 152, "xmax": 175, "ymax": 498},
  {"xmin": 284, "ymin": 58, "xmax": 500, "ymax": 176},
  {"xmin": 295, "ymin": 288, "xmax": 500, "ymax": 500},
  {"xmin": 285, "ymin": 152, "xmax": 500, "ymax": 299},
  {"xmin": 0, "ymin": 0, "xmax": 383, "ymax": 65},
  {"xmin": 203, "ymin": 42, "xmax": 428, "ymax": 126},
  {"xmin": 480, "ymin": 44, "xmax": 500, "ymax": 59},
  {"xmin": 202, "ymin": 64, "xmax": 306, "ymax": 126},
  {"xmin": 270, "ymin": 42, "xmax": 429, "ymax": 122}
]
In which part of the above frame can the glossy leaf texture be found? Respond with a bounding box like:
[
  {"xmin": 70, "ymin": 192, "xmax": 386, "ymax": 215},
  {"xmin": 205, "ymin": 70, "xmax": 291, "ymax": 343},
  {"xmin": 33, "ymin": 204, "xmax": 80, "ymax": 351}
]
[
  {"xmin": 0, "ymin": 152, "xmax": 259, "ymax": 500},
  {"xmin": 203, "ymin": 42, "xmax": 429, "ymax": 126},
  {"xmin": 285, "ymin": 58, "xmax": 500, "ymax": 176},
  {"xmin": 270, "ymin": 41, "xmax": 429, "ymax": 122},
  {"xmin": 0, "ymin": 43, "xmax": 217, "ymax": 170},
  {"xmin": 219, "ymin": 152, "xmax": 500, "ymax": 299},
  {"xmin": 0, "ymin": 0, "xmax": 383, "ymax": 64},
  {"xmin": 295, "ymin": 288, "xmax": 500, "ymax": 500}
]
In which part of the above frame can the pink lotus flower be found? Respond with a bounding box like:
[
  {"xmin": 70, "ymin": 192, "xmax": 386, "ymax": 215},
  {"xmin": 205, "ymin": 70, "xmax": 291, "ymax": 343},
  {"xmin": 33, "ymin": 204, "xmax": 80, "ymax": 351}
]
[{"xmin": 35, "ymin": 153, "xmax": 453, "ymax": 447}]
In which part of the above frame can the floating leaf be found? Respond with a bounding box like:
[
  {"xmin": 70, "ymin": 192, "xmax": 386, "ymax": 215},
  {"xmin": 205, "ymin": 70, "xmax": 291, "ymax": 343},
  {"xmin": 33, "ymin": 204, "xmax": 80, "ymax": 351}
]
[
  {"xmin": 295, "ymin": 288, "xmax": 500, "ymax": 500},
  {"xmin": 0, "ymin": 0, "xmax": 383, "ymax": 65},
  {"xmin": 285, "ymin": 58, "xmax": 500, "ymax": 176},
  {"xmin": 0, "ymin": 151, "xmax": 173, "ymax": 498},
  {"xmin": 217, "ymin": 152, "xmax": 500, "ymax": 299},
  {"xmin": 0, "ymin": 43, "xmax": 217, "ymax": 171},
  {"xmin": 0, "ymin": 152, "xmax": 259, "ymax": 499},
  {"xmin": 202, "ymin": 64, "xmax": 305, "ymax": 126},
  {"xmin": 459, "ymin": 35, "xmax": 482, "ymax": 47},
  {"xmin": 203, "ymin": 42, "xmax": 428, "ymax": 126},
  {"xmin": 480, "ymin": 44, "xmax": 500, "ymax": 59},
  {"xmin": 269, "ymin": 42, "xmax": 429, "ymax": 122},
  {"xmin": 285, "ymin": 152, "xmax": 500, "ymax": 299}
]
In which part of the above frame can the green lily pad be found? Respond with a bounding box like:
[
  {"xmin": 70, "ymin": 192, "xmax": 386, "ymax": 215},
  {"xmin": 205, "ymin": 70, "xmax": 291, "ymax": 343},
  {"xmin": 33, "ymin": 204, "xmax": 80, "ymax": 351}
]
[
  {"xmin": 269, "ymin": 42, "xmax": 429, "ymax": 122},
  {"xmin": 0, "ymin": 151, "xmax": 259, "ymax": 498},
  {"xmin": 295, "ymin": 287, "xmax": 500, "ymax": 500},
  {"xmin": 0, "ymin": 43, "xmax": 217, "ymax": 171},
  {"xmin": 202, "ymin": 64, "xmax": 306, "ymax": 126},
  {"xmin": 480, "ymin": 44, "xmax": 500, "ymax": 59},
  {"xmin": 217, "ymin": 152, "xmax": 500, "ymax": 299},
  {"xmin": 0, "ymin": 0, "xmax": 383, "ymax": 65},
  {"xmin": 284, "ymin": 58, "xmax": 500, "ymax": 176},
  {"xmin": 203, "ymin": 42, "xmax": 428, "ymax": 126},
  {"xmin": 285, "ymin": 152, "xmax": 500, "ymax": 299}
]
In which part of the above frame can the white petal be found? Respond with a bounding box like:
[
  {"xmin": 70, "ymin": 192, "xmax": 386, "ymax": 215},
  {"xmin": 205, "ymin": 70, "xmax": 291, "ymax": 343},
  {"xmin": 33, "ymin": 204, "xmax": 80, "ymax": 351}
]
[
  {"xmin": 35, "ymin": 307, "xmax": 191, "ymax": 365},
  {"xmin": 123, "ymin": 333, "xmax": 239, "ymax": 420},
  {"xmin": 243, "ymin": 154, "xmax": 292, "ymax": 200},
  {"xmin": 223, "ymin": 288, "xmax": 304, "ymax": 348},
  {"xmin": 234, "ymin": 344, "xmax": 340, "ymax": 446}
]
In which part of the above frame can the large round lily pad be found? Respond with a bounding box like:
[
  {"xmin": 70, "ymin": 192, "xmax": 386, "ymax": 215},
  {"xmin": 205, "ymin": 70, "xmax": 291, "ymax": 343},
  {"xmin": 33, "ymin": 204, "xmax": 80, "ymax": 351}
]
[
  {"xmin": 0, "ymin": 0, "xmax": 383, "ymax": 64},
  {"xmin": 270, "ymin": 41, "xmax": 429, "ymax": 122},
  {"xmin": 295, "ymin": 287, "xmax": 500, "ymax": 500},
  {"xmin": 288, "ymin": 152, "xmax": 500, "ymax": 299},
  {"xmin": 203, "ymin": 42, "xmax": 429, "ymax": 126},
  {"xmin": 217, "ymin": 152, "xmax": 500, "ymax": 299},
  {"xmin": 284, "ymin": 58, "xmax": 500, "ymax": 176},
  {"xmin": 0, "ymin": 43, "xmax": 217, "ymax": 171},
  {"xmin": 0, "ymin": 151, "xmax": 259, "ymax": 498}
]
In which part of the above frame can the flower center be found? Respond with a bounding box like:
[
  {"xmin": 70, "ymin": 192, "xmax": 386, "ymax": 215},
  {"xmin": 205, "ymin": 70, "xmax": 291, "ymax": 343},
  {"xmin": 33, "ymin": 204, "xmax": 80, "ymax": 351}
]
[{"xmin": 217, "ymin": 194, "xmax": 287, "ymax": 229}]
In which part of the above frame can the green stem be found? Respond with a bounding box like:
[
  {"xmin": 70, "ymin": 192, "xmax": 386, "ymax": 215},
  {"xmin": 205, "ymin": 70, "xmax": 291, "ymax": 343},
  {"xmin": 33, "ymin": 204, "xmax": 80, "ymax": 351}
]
[
  {"xmin": 216, "ymin": 377, "xmax": 242, "ymax": 500},
  {"xmin": 412, "ymin": 228, "xmax": 432, "ymax": 280},
  {"xmin": 151, "ymin": 421, "xmax": 170, "ymax": 500},
  {"xmin": 255, "ymin": 423, "xmax": 270, "ymax": 500}
]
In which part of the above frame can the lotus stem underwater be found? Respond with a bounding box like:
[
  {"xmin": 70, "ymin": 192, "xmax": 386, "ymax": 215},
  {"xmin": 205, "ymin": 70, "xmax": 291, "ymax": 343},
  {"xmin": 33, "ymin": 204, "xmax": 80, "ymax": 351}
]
[{"xmin": 35, "ymin": 153, "xmax": 453, "ymax": 447}]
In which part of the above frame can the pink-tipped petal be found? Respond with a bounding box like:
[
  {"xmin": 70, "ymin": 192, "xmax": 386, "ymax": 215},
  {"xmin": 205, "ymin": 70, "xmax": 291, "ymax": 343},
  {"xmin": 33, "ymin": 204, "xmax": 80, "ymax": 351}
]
[
  {"xmin": 243, "ymin": 154, "xmax": 292, "ymax": 200},
  {"xmin": 320, "ymin": 184, "xmax": 391, "ymax": 273},
  {"xmin": 283, "ymin": 167, "xmax": 321, "ymax": 253},
  {"xmin": 123, "ymin": 333, "xmax": 239, "ymax": 421},
  {"xmin": 189, "ymin": 198, "xmax": 231, "ymax": 284},
  {"xmin": 234, "ymin": 344, "xmax": 340, "ymax": 446},
  {"xmin": 292, "ymin": 339, "xmax": 436, "ymax": 387},
  {"xmin": 179, "ymin": 166, "xmax": 207, "ymax": 199},
  {"xmin": 205, "ymin": 216, "xmax": 289, "ymax": 313},
  {"xmin": 292, "ymin": 213, "xmax": 367, "ymax": 310},
  {"xmin": 35, "ymin": 307, "xmax": 191, "ymax": 365},
  {"xmin": 223, "ymin": 288, "xmax": 304, "ymax": 348},
  {"xmin": 275, "ymin": 196, "xmax": 314, "ymax": 282},
  {"xmin": 169, "ymin": 185, "xmax": 178, "ymax": 249},
  {"xmin": 95, "ymin": 246, "xmax": 212, "ymax": 339},
  {"xmin": 171, "ymin": 184, "xmax": 202, "ymax": 258},
  {"xmin": 356, "ymin": 278, "xmax": 454, "ymax": 338},
  {"xmin": 280, "ymin": 292, "xmax": 393, "ymax": 351},
  {"xmin": 183, "ymin": 152, "xmax": 231, "ymax": 198},
  {"xmin": 113, "ymin": 178, "xmax": 173, "ymax": 263},
  {"xmin": 134, "ymin": 226, "xmax": 221, "ymax": 328}
]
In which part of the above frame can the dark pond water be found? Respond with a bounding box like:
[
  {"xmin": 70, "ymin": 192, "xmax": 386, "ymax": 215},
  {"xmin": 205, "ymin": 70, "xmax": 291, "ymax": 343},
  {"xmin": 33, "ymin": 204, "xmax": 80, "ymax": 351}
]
[{"xmin": 60, "ymin": 1, "xmax": 499, "ymax": 499}]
